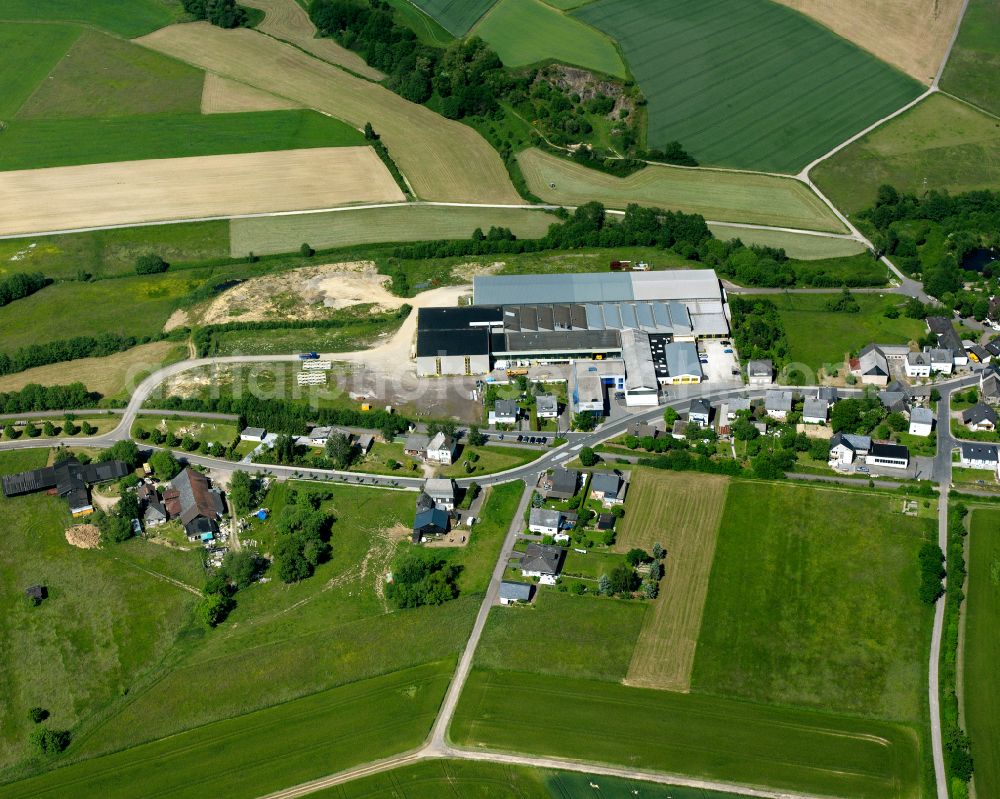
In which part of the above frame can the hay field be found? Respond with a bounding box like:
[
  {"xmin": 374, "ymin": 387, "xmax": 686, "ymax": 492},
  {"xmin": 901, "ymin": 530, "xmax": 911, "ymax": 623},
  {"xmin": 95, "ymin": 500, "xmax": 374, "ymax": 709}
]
[
  {"xmin": 230, "ymin": 204, "xmax": 559, "ymax": 255},
  {"xmin": 518, "ymin": 148, "xmax": 846, "ymax": 232},
  {"xmin": 707, "ymin": 225, "xmax": 865, "ymax": 260},
  {"xmin": 0, "ymin": 147, "xmax": 404, "ymax": 236},
  {"xmin": 137, "ymin": 24, "xmax": 521, "ymax": 204},
  {"xmin": 773, "ymin": 0, "xmax": 966, "ymax": 83},
  {"xmin": 241, "ymin": 0, "xmax": 384, "ymax": 80},
  {"xmin": 201, "ymin": 73, "xmax": 299, "ymax": 113},
  {"xmin": 940, "ymin": 0, "xmax": 1000, "ymax": 116},
  {"xmin": 615, "ymin": 470, "xmax": 728, "ymax": 691},
  {"xmin": 0, "ymin": 23, "xmax": 81, "ymax": 118}
]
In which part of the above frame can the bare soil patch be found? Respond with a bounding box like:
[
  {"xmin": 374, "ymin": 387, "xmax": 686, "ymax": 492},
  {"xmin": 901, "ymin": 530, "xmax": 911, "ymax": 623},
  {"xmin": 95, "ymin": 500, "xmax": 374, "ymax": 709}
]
[
  {"xmin": 200, "ymin": 73, "xmax": 300, "ymax": 114},
  {"xmin": 66, "ymin": 524, "xmax": 101, "ymax": 549},
  {"xmin": 773, "ymin": 0, "xmax": 965, "ymax": 83},
  {"xmin": 163, "ymin": 309, "xmax": 190, "ymax": 332},
  {"xmin": 0, "ymin": 147, "xmax": 405, "ymax": 236}
]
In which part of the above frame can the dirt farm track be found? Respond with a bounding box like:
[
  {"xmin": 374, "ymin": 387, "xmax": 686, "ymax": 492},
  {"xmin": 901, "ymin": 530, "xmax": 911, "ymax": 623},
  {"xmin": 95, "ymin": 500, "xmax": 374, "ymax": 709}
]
[{"xmin": 0, "ymin": 147, "xmax": 405, "ymax": 236}]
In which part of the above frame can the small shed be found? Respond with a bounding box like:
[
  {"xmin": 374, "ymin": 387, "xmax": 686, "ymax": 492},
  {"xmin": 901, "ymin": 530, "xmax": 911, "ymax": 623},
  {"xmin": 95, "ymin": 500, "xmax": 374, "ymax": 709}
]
[{"xmin": 26, "ymin": 585, "xmax": 47, "ymax": 605}]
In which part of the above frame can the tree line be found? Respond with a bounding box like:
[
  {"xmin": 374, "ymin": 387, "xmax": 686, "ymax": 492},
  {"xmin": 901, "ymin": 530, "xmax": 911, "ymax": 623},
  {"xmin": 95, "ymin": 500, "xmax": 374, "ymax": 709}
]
[
  {"xmin": 0, "ymin": 331, "xmax": 180, "ymax": 378},
  {"xmin": 0, "ymin": 383, "xmax": 101, "ymax": 414},
  {"xmin": 0, "ymin": 271, "xmax": 49, "ymax": 308},
  {"xmin": 182, "ymin": 0, "xmax": 248, "ymax": 28}
]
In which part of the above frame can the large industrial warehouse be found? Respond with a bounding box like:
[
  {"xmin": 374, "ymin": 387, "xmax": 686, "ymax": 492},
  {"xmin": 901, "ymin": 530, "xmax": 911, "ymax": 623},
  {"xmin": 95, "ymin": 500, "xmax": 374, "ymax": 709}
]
[{"xmin": 414, "ymin": 269, "xmax": 730, "ymax": 408}]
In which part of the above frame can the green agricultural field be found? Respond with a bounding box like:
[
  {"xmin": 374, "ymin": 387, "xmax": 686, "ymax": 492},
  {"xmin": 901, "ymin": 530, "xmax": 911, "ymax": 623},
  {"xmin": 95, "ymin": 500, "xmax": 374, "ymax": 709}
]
[
  {"xmin": 707, "ymin": 225, "xmax": 866, "ymax": 260},
  {"xmin": 0, "ymin": 663, "xmax": 451, "ymax": 799},
  {"xmin": 0, "ymin": 450, "xmax": 197, "ymax": 772},
  {"xmin": 451, "ymin": 669, "xmax": 922, "ymax": 799},
  {"xmin": 965, "ymin": 509, "xmax": 1000, "ymax": 799},
  {"xmin": 812, "ymin": 93, "xmax": 1000, "ymax": 216},
  {"xmin": 0, "ymin": 0, "xmax": 188, "ymax": 38},
  {"xmin": 474, "ymin": 590, "xmax": 646, "ymax": 681},
  {"xmin": 473, "ymin": 0, "xmax": 626, "ymax": 77},
  {"xmin": 0, "ymin": 23, "xmax": 80, "ymax": 119},
  {"xmin": 408, "ymin": 0, "xmax": 496, "ymax": 36},
  {"xmin": 940, "ymin": 0, "xmax": 1000, "ymax": 116},
  {"xmin": 0, "ymin": 110, "xmax": 364, "ymax": 172},
  {"xmin": 230, "ymin": 206, "xmax": 560, "ymax": 257},
  {"xmin": 575, "ymin": 0, "xmax": 923, "ymax": 172},
  {"xmin": 15, "ymin": 29, "xmax": 204, "ymax": 120},
  {"xmin": 385, "ymin": 0, "xmax": 454, "ymax": 45},
  {"xmin": 693, "ymin": 482, "xmax": 935, "ymax": 723},
  {"xmin": 517, "ymin": 148, "xmax": 846, "ymax": 232},
  {"xmin": 769, "ymin": 292, "xmax": 926, "ymax": 372},
  {"xmin": 0, "ymin": 221, "xmax": 230, "ymax": 282}
]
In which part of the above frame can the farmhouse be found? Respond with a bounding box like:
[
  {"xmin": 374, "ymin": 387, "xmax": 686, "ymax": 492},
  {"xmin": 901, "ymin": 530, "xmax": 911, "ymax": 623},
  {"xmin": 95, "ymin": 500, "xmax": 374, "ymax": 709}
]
[
  {"xmin": 590, "ymin": 472, "xmax": 626, "ymax": 506},
  {"xmin": 426, "ymin": 432, "xmax": 457, "ymax": 465},
  {"xmin": 747, "ymin": 359, "xmax": 773, "ymax": 386},
  {"xmin": 908, "ymin": 407, "xmax": 934, "ymax": 437},
  {"xmin": 905, "ymin": 350, "xmax": 931, "ymax": 379},
  {"xmin": 829, "ymin": 432, "xmax": 871, "ymax": 466},
  {"xmin": 499, "ymin": 580, "xmax": 533, "ymax": 605},
  {"xmin": 866, "ymin": 442, "xmax": 909, "ymax": 469},
  {"xmin": 852, "ymin": 345, "xmax": 890, "ymax": 387},
  {"xmin": 423, "ymin": 478, "xmax": 455, "ymax": 511},
  {"xmin": 139, "ymin": 483, "xmax": 169, "ymax": 527},
  {"xmin": 1, "ymin": 458, "xmax": 130, "ymax": 516},
  {"xmin": 403, "ymin": 433, "xmax": 430, "ymax": 458},
  {"xmin": 959, "ymin": 442, "xmax": 999, "ymax": 471},
  {"xmin": 930, "ymin": 348, "xmax": 955, "ymax": 375},
  {"xmin": 927, "ymin": 318, "xmax": 967, "ymax": 367},
  {"xmin": 539, "ymin": 468, "xmax": 578, "ymax": 500},
  {"xmin": 519, "ymin": 543, "xmax": 564, "ymax": 585},
  {"xmin": 489, "ymin": 399, "xmax": 520, "ymax": 426},
  {"xmin": 163, "ymin": 468, "xmax": 225, "ymax": 540},
  {"xmin": 962, "ymin": 403, "xmax": 998, "ymax": 432},
  {"xmin": 536, "ymin": 394, "xmax": 559, "ymax": 419}
]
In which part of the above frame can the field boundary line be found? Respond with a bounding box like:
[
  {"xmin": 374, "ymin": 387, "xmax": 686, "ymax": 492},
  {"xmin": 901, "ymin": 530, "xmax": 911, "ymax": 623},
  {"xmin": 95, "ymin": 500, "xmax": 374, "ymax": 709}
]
[
  {"xmin": 933, "ymin": 0, "xmax": 972, "ymax": 87},
  {"xmin": 938, "ymin": 89, "xmax": 1000, "ymax": 122},
  {"xmin": 112, "ymin": 557, "xmax": 202, "ymax": 596}
]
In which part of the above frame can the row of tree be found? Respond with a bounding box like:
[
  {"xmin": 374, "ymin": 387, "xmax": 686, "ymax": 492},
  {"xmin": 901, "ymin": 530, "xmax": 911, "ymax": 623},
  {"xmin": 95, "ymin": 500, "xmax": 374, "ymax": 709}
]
[
  {"xmin": 0, "ymin": 271, "xmax": 49, "ymax": 307},
  {"xmin": 0, "ymin": 331, "xmax": 173, "ymax": 378},
  {"xmin": 182, "ymin": 0, "xmax": 248, "ymax": 28},
  {"xmin": 0, "ymin": 382, "xmax": 101, "ymax": 414}
]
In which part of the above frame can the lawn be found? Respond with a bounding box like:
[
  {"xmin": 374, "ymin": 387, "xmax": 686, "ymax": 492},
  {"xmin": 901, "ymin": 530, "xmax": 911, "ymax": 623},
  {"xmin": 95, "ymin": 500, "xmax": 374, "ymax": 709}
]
[
  {"xmin": 940, "ymin": 0, "xmax": 1000, "ymax": 116},
  {"xmin": 132, "ymin": 418, "xmax": 239, "ymax": 446},
  {"xmin": 517, "ymin": 148, "xmax": 846, "ymax": 232},
  {"xmin": 206, "ymin": 315, "xmax": 405, "ymax": 357},
  {"xmin": 0, "ymin": 23, "xmax": 81, "ymax": 119},
  {"xmin": 615, "ymin": 470, "xmax": 729, "ymax": 691},
  {"xmin": 230, "ymin": 205, "xmax": 560, "ymax": 257},
  {"xmin": 0, "ymin": 110, "xmax": 364, "ymax": 171},
  {"xmin": 474, "ymin": 590, "xmax": 646, "ymax": 681},
  {"xmin": 15, "ymin": 29, "xmax": 204, "ymax": 120},
  {"xmin": 812, "ymin": 94, "xmax": 1000, "ymax": 216},
  {"xmin": 692, "ymin": 481, "xmax": 935, "ymax": 724},
  {"xmin": 472, "ymin": 0, "xmax": 626, "ymax": 77},
  {"xmin": 451, "ymin": 668, "xmax": 922, "ymax": 799},
  {"xmin": 0, "ymin": 415, "xmax": 120, "ymax": 440},
  {"xmin": 408, "ymin": 0, "xmax": 496, "ymax": 36},
  {"xmin": 0, "ymin": 0, "xmax": 187, "ymax": 38},
  {"xmin": 768, "ymin": 292, "xmax": 926, "ymax": 372},
  {"xmin": 0, "ymin": 221, "xmax": 229, "ymax": 282},
  {"xmin": 0, "ymin": 450, "xmax": 198, "ymax": 772},
  {"xmin": 0, "ymin": 663, "xmax": 451, "ymax": 799},
  {"xmin": 965, "ymin": 508, "xmax": 1000, "ymax": 799},
  {"xmin": 707, "ymin": 225, "xmax": 866, "ymax": 260},
  {"xmin": 575, "ymin": 0, "xmax": 922, "ymax": 173}
]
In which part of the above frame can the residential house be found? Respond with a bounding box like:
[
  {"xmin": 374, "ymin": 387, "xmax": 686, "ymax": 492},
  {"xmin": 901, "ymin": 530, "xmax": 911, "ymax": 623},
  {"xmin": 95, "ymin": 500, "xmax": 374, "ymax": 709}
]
[
  {"xmin": 403, "ymin": 433, "xmax": 430, "ymax": 458},
  {"xmin": 930, "ymin": 348, "xmax": 954, "ymax": 375},
  {"xmin": 536, "ymin": 395, "xmax": 559, "ymax": 419},
  {"xmin": 985, "ymin": 340, "xmax": 1000, "ymax": 360},
  {"xmin": 139, "ymin": 480, "xmax": 168, "ymax": 526},
  {"xmin": 164, "ymin": 468, "xmax": 225, "ymax": 540},
  {"xmin": 747, "ymin": 359, "xmax": 773, "ymax": 386},
  {"xmin": 689, "ymin": 398, "xmax": 711, "ymax": 427},
  {"xmin": 764, "ymin": 389, "xmax": 793, "ymax": 420},
  {"xmin": 958, "ymin": 442, "xmax": 999, "ymax": 471},
  {"xmin": 590, "ymin": 472, "xmax": 626, "ymax": 506},
  {"xmin": 519, "ymin": 543, "xmax": 563, "ymax": 585},
  {"xmin": 629, "ymin": 421, "xmax": 660, "ymax": 440},
  {"xmin": 927, "ymin": 318, "xmax": 967, "ymax": 366},
  {"xmin": 184, "ymin": 517, "xmax": 216, "ymax": 543},
  {"xmin": 802, "ymin": 397, "xmax": 828, "ymax": 424},
  {"xmin": 866, "ymin": 442, "xmax": 909, "ymax": 469},
  {"xmin": 499, "ymin": 580, "xmax": 533, "ymax": 605},
  {"xmin": 962, "ymin": 403, "xmax": 998, "ymax": 432},
  {"xmin": 853, "ymin": 345, "xmax": 890, "ymax": 386},
  {"xmin": 412, "ymin": 506, "xmax": 449, "ymax": 542},
  {"xmin": 489, "ymin": 399, "xmax": 520, "ymax": 426},
  {"xmin": 980, "ymin": 366, "xmax": 1000, "ymax": 405},
  {"xmin": 905, "ymin": 350, "xmax": 931, "ymax": 379},
  {"xmin": 671, "ymin": 419, "xmax": 688, "ymax": 439},
  {"xmin": 423, "ymin": 478, "xmax": 455, "ymax": 511},
  {"xmin": 968, "ymin": 344, "xmax": 991, "ymax": 365},
  {"xmin": 597, "ymin": 512, "xmax": 616, "ymax": 531},
  {"xmin": 828, "ymin": 432, "xmax": 872, "ymax": 466},
  {"xmin": 538, "ymin": 468, "xmax": 578, "ymax": 500},
  {"xmin": 355, "ymin": 433, "xmax": 375, "ymax": 454},
  {"xmin": 727, "ymin": 397, "xmax": 752, "ymax": 420},
  {"xmin": 878, "ymin": 389, "xmax": 909, "ymax": 415},
  {"xmin": 425, "ymin": 432, "xmax": 457, "ymax": 465},
  {"xmin": 240, "ymin": 427, "xmax": 266, "ymax": 442},
  {"xmin": 528, "ymin": 507, "xmax": 561, "ymax": 537},
  {"xmin": 817, "ymin": 386, "xmax": 839, "ymax": 404},
  {"xmin": 908, "ymin": 407, "xmax": 934, "ymax": 437}
]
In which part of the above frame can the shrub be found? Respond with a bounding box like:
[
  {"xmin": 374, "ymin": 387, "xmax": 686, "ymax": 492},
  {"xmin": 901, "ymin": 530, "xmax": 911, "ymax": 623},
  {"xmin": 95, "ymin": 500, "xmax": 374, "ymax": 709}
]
[
  {"xmin": 135, "ymin": 253, "xmax": 168, "ymax": 275},
  {"xmin": 28, "ymin": 707, "xmax": 48, "ymax": 724},
  {"xmin": 29, "ymin": 728, "xmax": 70, "ymax": 756}
]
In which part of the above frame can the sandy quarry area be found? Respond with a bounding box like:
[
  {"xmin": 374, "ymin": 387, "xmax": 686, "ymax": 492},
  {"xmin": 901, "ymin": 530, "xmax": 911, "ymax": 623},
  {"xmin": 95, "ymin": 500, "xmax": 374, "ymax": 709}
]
[
  {"xmin": 201, "ymin": 73, "xmax": 300, "ymax": 114},
  {"xmin": 198, "ymin": 261, "xmax": 405, "ymax": 324},
  {"xmin": 0, "ymin": 147, "xmax": 405, "ymax": 236},
  {"xmin": 773, "ymin": 0, "xmax": 965, "ymax": 83},
  {"xmin": 66, "ymin": 524, "xmax": 101, "ymax": 549}
]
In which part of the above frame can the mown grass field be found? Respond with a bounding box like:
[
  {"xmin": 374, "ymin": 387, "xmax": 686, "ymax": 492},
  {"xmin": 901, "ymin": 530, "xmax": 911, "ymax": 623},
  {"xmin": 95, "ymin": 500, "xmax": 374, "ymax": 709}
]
[
  {"xmin": 409, "ymin": 0, "xmax": 496, "ymax": 36},
  {"xmin": 965, "ymin": 508, "xmax": 1000, "ymax": 799},
  {"xmin": 472, "ymin": 0, "xmax": 626, "ymax": 77},
  {"xmin": 517, "ymin": 148, "xmax": 846, "ymax": 232},
  {"xmin": 439, "ymin": 445, "xmax": 543, "ymax": 478},
  {"xmin": 0, "ymin": 0, "xmax": 187, "ymax": 38},
  {"xmin": 474, "ymin": 590, "xmax": 646, "ymax": 681},
  {"xmin": 138, "ymin": 24, "xmax": 520, "ymax": 203},
  {"xmin": 940, "ymin": 0, "xmax": 1000, "ymax": 116},
  {"xmin": 230, "ymin": 206, "xmax": 560, "ymax": 257},
  {"xmin": 693, "ymin": 482, "xmax": 935, "ymax": 723},
  {"xmin": 615, "ymin": 470, "xmax": 728, "ymax": 691},
  {"xmin": 707, "ymin": 225, "xmax": 865, "ymax": 260},
  {"xmin": 0, "ymin": 663, "xmax": 451, "ymax": 799},
  {"xmin": 385, "ymin": 0, "xmax": 454, "ymax": 46},
  {"xmin": 0, "ymin": 23, "xmax": 81, "ymax": 119},
  {"xmin": 205, "ymin": 315, "xmax": 405, "ymax": 357},
  {"xmin": 0, "ymin": 450, "xmax": 198, "ymax": 773},
  {"xmin": 0, "ymin": 110, "xmax": 364, "ymax": 172},
  {"xmin": 575, "ymin": 0, "xmax": 923, "ymax": 172},
  {"xmin": 451, "ymin": 669, "xmax": 922, "ymax": 799},
  {"xmin": 14, "ymin": 29, "xmax": 204, "ymax": 119},
  {"xmin": 769, "ymin": 292, "xmax": 926, "ymax": 371},
  {"xmin": 812, "ymin": 93, "xmax": 1000, "ymax": 216}
]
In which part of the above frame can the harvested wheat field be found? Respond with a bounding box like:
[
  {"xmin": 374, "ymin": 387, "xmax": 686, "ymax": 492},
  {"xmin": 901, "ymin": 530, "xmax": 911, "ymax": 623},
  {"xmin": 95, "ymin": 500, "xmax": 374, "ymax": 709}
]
[
  {"xmin": 773, "ymin": 0, "xmax": 966, "ymax": 83},
  {"xmin": 201, "ymin": 73, "xmax": 300, "ymax": 113},
  {"xmin": 66, "ymin": 525, "xmax": 101, "ymax": 549},
  {"xmin": 242, "ymin": 0, "xmax": 383, "ymax": 80},
  {"xmin": 615, "ymin": 469, "xmax": 729, "ymax": 692},
  {"xmin": 136, "ymin": 24, "xmax": 520, "ymax": 204},
  {"xmin": 0, "ymin": 147, "xmax": 404, "ymax": 236}
]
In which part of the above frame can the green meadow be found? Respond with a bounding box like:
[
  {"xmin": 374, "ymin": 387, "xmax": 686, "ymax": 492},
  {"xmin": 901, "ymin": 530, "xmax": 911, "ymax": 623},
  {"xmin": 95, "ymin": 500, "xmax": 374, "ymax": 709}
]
[
  {"xmin": 0, "ymin": 0, "xmax": 188, "ymax": 38},
  {"xmin": 407, "ymin": 0, "xmax": 496, "ymax": 36},
  {"xmin": 940, "ymin": 0, "xmax": 1000, "ymax": 116}
]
